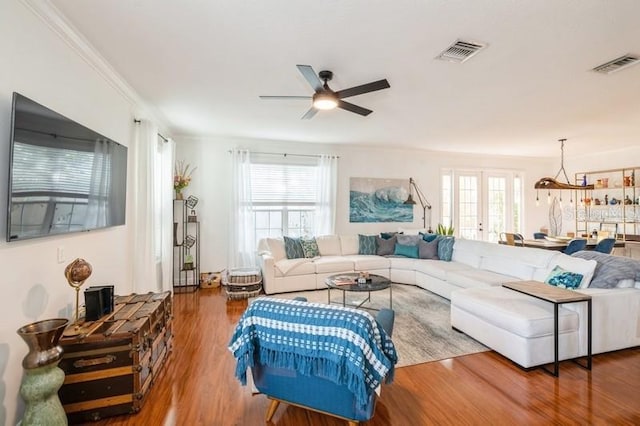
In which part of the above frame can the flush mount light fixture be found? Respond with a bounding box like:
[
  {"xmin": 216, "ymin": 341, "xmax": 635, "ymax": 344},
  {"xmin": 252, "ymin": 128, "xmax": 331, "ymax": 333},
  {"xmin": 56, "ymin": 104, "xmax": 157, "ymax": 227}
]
[{"xmin": 312, "ymin": 92, "xmax": 338, "ymax": 110}]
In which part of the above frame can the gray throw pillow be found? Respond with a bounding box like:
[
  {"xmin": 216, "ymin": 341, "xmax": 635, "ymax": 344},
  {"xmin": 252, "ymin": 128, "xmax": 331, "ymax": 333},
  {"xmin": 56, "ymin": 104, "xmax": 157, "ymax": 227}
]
[
  {"xmin": 397, "ymin": 234, "xmax": 422, "ymax": 246},
  {"xmin": 376, "ymin": 235, "xmax": 397, "ymax": 256},
  {"xmin": 418, "ymin": 239, "xmax": 439, "ymax": 259}
]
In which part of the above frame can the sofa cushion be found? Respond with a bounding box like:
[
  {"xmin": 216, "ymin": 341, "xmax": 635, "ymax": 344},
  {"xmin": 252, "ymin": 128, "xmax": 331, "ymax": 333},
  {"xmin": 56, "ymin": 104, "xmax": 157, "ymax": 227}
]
[
  {"xmin": 274, "ymin": 259, "xmax": 316, "ymax": 277},
  {"xmin": 284, "ymin": 236, "xmax": 305, "ymax": 259},
  {"xmin": 394, "ymin": 243, "xmax": 419, "ymax": 258},
  {"xmin": 388, "ymin": 257, "xmax": 417, "ymax": 271},
  {"xmin": 544, "ymin": 266, "xmax": 583, "ymax": 290},
  {"xmin": 414, "ymin": 260, "xmax": 472, "ymax": 281},
  {"xmin": 376, "ymin": 235, "xmax": 397, "ymax": 256},
  {"xmin": 451, "ymin": 239, "xmax": 485, "ymax": 267},
  {"xmin": 300, "ymin": 237, "xmax": 320, "ymax": 258},
  {"xmin": 313, "ymin": 256, "xmax": 355, "ymax": 274},
  {"xmin": 418, "ymin": 239, "xmax": 439, "ymax": 259},
  {"xmin": 358, "ymin": 234, "xmax": 378, "ymax": 255},
  {"xmin": 447, "ymin": 269, "xmax": 518, "ymax": 289},
  {"xmin": 451, "ymin": 287, "xmax": 579, "ymax": 338},
  {"xmin": 265, "ymin": 237, "xmax": 286, "ymax": 262},
  {"xmin": 340, "ymin": 235, "xmax": 359, "ymax": 256},
  {"xmin": 316, "ymin": 235, "xmax": 341, "ymax": 256},
  {"xmin": 343, "ymin": 255, "xmax": 391, "ymax": 271},
  {"xmin": 480, "ymin": 256, "xmax": 535, "ymax": 281}
]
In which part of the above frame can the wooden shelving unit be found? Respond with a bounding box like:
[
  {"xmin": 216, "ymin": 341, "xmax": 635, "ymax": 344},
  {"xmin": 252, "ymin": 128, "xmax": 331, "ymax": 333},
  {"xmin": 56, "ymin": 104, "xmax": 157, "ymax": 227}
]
[
  {"xmin": 575, "ymin": 167, "xmax": 640, "ymax": 241},
  {"xmin": 173, "ymin": 198, "xmax": 200, "ymax": 292}
]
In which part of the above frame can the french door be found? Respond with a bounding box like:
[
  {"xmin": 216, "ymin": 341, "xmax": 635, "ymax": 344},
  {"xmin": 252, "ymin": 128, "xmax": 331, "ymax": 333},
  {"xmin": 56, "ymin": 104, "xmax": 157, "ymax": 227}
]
[{"xmin": 444, "ymin": 170, "xmax": 522, "ymax": 242}]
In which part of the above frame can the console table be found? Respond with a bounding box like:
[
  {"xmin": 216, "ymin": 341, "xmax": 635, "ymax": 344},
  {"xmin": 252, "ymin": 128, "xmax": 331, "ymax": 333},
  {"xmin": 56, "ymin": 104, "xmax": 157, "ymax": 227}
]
[{"xmin": 502, "ymin": 281, "xmax": 591, "ymax": 377}]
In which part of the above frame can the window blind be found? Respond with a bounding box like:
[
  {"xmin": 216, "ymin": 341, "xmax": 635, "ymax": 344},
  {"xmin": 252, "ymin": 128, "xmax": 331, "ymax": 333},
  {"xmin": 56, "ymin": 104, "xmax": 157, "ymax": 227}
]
[{"xmin": 251, "ymin": 163, "xmax": 318, "ymax": 203}]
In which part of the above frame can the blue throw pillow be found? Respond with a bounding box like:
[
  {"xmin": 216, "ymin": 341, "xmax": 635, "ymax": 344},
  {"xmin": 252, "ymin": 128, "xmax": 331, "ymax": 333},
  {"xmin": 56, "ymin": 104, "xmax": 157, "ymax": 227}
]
[
  {"xmin": 394, "ymin": 243, "xmax": 419, "ymax": 259},
  {"xmin": 283, "ymin": 236, "xmax": 305, "ymax": 259},
  {"xmin": 380, "ymin": 232, "xmax": 398, "ymax": 240},
  {"xmin": 437, "ymin": 236, "xmax": 455, "ymax": 261},
  {"xmin": 545, "ymin": 265, "xmax": 583, "ymax": 289},
  {"xmin": 358, "ymin": 234, "xmax": 378, "ymax": 255},
  {"xmin": 420, "ymin": 232, "xmax": 439, "ymax": 242}
]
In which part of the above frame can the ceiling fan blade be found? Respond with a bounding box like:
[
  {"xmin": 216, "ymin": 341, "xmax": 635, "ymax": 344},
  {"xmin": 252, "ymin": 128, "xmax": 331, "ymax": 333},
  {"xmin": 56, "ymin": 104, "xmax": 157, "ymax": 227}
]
[
  {"xmin": 259, "ymin": 95, "xmax": 311, "ymax": 100},
  {"xmin": 336, "ymin": 79, "xmax": 390, "ymax": 99},
  {"xmin": 297, "ymin": 65, "xmax": 323, "ymax": 92},
  {"xmin": 301, "ymin": 107, "xmax": 318, "ymax": 120},
  {"xmin": 338, "ymin": 100, "xmax": 373, "ymax": 116}
]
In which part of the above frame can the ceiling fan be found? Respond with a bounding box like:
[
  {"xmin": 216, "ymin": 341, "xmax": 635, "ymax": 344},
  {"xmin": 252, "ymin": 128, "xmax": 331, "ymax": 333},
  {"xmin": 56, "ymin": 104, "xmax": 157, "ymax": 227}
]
[{"xmin": 259, "ymin": 65, "xmax": 390, "ymax": 119}]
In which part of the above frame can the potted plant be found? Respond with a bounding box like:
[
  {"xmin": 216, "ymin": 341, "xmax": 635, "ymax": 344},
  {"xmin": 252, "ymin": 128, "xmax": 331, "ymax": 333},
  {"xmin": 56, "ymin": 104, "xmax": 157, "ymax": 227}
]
[{"xmin": 435, "ymin": 223, "xmax": 455, "ymax": 236}]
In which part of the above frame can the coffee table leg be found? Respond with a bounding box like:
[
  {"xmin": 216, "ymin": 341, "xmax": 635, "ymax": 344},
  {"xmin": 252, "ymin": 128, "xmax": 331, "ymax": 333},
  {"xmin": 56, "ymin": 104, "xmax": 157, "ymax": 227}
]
[
  {"xmin": 587, "ymin": 298, "xmax": 592, "ymax": 370},
  {"xmin": 342, "ymin": 290, "xmax": 346, "ymax": 307},
  {"xmin": 327, "ymin": 287, "xmax": 331, "ymax": 305},
  {"xmin": 389, "ymin": 285, "xmax": 393, "ymax": 309}
]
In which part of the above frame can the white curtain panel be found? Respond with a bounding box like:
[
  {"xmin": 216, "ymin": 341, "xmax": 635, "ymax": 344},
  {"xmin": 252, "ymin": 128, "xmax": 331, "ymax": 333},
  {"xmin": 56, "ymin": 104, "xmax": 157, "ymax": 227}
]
[
  {"xmin": 314, "ymin": 154, "xmax": 338, "ymax": 235},
  {"xmin": 132, "ymin": 120, "xmax": 173, "ymax": 293},
  {"xmin": 229, "ymin": 149, "xmax": 256, "ymax": 269},
  {"xmin": 157, "ymin": 137, "xmax": 175, "ymax": 292}
]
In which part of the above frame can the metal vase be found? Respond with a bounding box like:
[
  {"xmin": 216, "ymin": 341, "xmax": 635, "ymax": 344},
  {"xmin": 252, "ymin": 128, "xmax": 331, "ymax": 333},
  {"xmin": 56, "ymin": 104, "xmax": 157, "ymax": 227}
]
[{"xmin": 17, "ymin": 318, "xmax": 69, "ymax": 426}]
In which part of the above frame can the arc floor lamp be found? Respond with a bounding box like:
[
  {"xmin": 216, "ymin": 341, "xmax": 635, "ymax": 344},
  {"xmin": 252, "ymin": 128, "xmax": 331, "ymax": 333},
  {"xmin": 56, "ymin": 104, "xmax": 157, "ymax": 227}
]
[{"xmin": 404, "ymin": 177, "xmax": 432, "ymax": 233}]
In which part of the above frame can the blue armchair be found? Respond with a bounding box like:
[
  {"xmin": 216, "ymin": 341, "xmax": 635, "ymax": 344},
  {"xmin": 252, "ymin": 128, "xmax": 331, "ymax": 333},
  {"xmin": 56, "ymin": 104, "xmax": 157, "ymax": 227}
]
[
  {"xmin": 229, "ymin": 298, "xmax": 396, "ymax": 426},
  {"xmin": 594, "ymin": 238, "xmax": 616, "ymax": 254},
  {"xmin": 564, "ymin": 238, "xmax": 587, "ymax": 255}
]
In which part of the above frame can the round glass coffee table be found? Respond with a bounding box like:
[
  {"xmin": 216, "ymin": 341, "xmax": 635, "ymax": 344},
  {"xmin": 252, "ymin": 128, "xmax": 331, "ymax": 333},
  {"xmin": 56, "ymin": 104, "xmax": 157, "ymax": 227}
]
[{"xmin": 325, "ymin": 273, "xmax": 392, "ymax": 310}]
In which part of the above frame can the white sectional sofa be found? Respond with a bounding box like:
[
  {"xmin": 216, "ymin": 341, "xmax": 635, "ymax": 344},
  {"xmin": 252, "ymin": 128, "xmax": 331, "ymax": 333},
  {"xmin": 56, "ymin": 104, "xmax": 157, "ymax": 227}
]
[{"xmin": 257, "ymin": 235, "xmax": 640, "ymax": 369}]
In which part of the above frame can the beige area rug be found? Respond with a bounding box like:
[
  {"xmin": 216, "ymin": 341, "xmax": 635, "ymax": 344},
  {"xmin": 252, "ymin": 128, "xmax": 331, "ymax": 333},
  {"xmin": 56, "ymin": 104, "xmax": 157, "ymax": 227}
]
[{"xmin": 257, "ymin": 284, "xmax": 489, "ymax": 368}]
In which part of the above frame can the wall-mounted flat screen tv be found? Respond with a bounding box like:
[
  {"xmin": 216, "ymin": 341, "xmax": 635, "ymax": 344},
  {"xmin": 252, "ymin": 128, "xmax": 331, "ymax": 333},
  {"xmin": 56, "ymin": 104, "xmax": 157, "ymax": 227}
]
[{"xmin": 6, "ymin": 92, "xmax": 128, "ymax": 242}]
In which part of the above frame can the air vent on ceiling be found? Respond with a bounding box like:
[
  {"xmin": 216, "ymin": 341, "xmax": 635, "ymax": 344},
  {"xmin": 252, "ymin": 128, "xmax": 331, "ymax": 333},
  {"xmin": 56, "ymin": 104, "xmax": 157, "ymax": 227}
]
[
  {"xmin": 435, "ymin": 39, "xmax": 487, "ymax": 63},
  {"xmin": 592, "ymin": 54, "xmax": 639, "ymax": 74}
]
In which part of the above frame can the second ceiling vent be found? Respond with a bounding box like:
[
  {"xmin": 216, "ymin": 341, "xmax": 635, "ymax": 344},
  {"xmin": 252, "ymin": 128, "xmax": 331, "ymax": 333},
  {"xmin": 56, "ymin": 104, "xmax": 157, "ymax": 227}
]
[
  {"xmin": 436, "ymin": 39, "xmax": 487, "ymax": 63},
  {"xmin": 592, "ymin": 54, "xmax": 640, "ymax": 74}
]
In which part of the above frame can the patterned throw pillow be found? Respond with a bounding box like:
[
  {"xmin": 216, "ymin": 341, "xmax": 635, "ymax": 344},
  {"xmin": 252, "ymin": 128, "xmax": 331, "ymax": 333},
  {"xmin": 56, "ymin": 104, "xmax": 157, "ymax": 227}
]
[
  {"xmin": 300, "ymin": 237, "xmax": 320, "ymax": 258},
  {"xmin": 283, "ymin": 236, "xmax": 305, "ymax": 259},
  {"xmin": 437, "ymin": 236, "xmax": 455, "ymax": 261},
  {"xmin": 418, "ymin": 239, "xmax": 439, "ymax": 259},
  {"xmin": 358, "ymin": 234, "xmax": 378, "ymax": 255},
  {"xmin": 394, "ymin": 243, "xmax": 419, "ymax": 258},
  {"xmin": 545, "ymin": 265, "xmax": 583, "ymax": 289},
  {"xmin": 376, "ymin": 235, "xmax": 397, "ymax": 256}
]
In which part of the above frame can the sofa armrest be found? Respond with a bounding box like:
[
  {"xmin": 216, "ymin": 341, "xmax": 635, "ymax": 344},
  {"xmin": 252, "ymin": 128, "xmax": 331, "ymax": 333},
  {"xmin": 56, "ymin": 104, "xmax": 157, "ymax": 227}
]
[{"xmin": 259, "ymin": 253, "xmax": 276, "ymax": 294}]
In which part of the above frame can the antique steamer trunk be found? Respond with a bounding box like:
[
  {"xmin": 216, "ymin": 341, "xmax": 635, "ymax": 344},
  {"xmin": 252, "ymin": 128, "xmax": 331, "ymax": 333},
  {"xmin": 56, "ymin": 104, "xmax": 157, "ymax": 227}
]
[{"xmin": 58, "ymin": 292, "xmax": 173, "ymax": 423}]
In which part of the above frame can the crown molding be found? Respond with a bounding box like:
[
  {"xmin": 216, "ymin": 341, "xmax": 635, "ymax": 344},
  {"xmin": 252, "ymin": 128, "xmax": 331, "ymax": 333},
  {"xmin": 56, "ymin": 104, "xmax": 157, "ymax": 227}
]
[{"xmin": 19, "ymin": 0, "xmax": 172, "ymax": 133}]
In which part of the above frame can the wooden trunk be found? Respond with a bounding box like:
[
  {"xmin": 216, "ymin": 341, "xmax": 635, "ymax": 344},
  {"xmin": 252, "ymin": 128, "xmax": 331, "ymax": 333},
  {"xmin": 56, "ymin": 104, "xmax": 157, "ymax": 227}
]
[{"xmin": 58, "ymin": 292, "xmax": 173, "ymax": 424}]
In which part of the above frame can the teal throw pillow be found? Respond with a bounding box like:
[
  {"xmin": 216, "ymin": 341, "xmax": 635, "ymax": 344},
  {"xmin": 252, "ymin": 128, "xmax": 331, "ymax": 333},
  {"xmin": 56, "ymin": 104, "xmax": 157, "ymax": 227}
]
[
  {"xmin": 545, "ymin": 265, "xmax": 583, "ymax": 289},
  {"xmin": 420, "ymin": 232, "xmax": 439, "ymax": 242},
  {"xmin": 358, "ymin": 234, "xmax": 378, "ymax": 255},
  {"xmin": 300, "ymin": 237, "xmax": 320, "ymax": 258},
  {"xmin": 380, "ymin": 232, "xmax": 398, "ymax": 240},
  {"xmin": 283, "ymin": 236, "xmax": 305, "ymax": 259},
  {"xmin": 394, "ymin": 243, "xmax": 419, "ymax": 259},
  {"xmin": 437, "ymin": 236, "xmax": 455, "ymax": 261}
]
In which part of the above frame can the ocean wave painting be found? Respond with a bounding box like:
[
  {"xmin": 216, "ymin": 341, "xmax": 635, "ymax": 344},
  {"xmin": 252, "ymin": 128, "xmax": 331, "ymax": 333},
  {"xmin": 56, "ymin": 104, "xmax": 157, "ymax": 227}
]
[{"xmin": 350, "ymin": 177, "xmax": 413, "ymax": 223}]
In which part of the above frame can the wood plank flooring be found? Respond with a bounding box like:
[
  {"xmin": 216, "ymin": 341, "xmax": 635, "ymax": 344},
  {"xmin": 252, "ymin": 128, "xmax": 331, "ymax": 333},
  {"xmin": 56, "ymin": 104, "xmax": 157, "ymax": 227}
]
[{"xmin": 96, "ymin": 287, "xmax": 640, "ymax": 426}]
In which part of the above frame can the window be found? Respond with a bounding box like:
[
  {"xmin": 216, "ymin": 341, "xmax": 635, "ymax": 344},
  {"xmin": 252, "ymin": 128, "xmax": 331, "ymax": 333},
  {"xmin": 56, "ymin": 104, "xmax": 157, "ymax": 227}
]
[
  {"xmin": 441, "ymin": 169, "xmax": 523, "ymax": 241},
  {"xmin": 250, "ymin": 158, "xmax": 319, "ymax": 240}
]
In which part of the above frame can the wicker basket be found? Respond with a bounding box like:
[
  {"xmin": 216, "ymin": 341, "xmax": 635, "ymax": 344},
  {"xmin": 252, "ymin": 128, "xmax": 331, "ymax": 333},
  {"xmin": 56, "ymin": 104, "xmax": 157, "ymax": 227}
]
[{"xmin": 223, "ymin": 268, "xmax": 262, "ymax": 300}]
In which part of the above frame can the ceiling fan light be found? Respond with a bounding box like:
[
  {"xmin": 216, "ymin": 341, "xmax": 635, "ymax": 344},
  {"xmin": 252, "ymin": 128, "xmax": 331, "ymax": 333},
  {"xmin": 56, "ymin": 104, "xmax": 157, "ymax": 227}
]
[{"xmin": 313, "ymin": 93, "xmax": 338, "ymax": 110}]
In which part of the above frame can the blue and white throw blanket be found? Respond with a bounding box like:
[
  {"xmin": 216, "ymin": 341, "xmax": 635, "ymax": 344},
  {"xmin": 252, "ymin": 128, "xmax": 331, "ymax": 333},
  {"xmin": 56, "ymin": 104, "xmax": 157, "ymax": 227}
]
[{"xmin": 228, "ymin": 298, "xmax": 397, "ymax": 408}]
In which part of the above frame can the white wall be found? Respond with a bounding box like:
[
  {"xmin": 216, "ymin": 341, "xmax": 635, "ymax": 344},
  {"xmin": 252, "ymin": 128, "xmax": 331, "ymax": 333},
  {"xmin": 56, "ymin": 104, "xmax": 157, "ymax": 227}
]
[
  {"xmin": 176, "ymin": 135, "xmax": 555, "ymax": 273},
  {"xmin": 0, "ymin": 2, "xmax": 139, "ymax": 424}
]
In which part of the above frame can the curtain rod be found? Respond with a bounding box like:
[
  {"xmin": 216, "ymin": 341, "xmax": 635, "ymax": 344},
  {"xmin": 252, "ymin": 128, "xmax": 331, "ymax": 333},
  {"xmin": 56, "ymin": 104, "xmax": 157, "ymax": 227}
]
[
  {"xmin": 133, "ymin": 118, "xmax": 169, "ymax": 143},
  {"xmin": 228, "ymin": 150, "xmax": 338, "ymax": 159}
]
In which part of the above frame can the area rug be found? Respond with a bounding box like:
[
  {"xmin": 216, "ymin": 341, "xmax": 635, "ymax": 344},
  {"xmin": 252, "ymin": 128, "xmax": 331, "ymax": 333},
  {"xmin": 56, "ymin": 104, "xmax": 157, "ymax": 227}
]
[{"xmin": 255, "ymin": 284, "xmax": 488, "ymax": 368}]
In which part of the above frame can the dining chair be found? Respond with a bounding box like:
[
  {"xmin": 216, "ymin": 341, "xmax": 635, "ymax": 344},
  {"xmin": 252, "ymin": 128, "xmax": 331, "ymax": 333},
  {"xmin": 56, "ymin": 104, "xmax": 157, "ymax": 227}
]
[
  {"xmin": 500, "ymin": 232, "xmax": 524, "ymax": 246},
  {"xmin": 533, "ymin": 232, "xmax": 547, "ymax": 239},
  {"xmin": 564, "ymin": 239, "xmax": 587, "ymax": 255},
  {"xmin": 594, "ymin": 238, "xmax": 616, "ymax": 254}
]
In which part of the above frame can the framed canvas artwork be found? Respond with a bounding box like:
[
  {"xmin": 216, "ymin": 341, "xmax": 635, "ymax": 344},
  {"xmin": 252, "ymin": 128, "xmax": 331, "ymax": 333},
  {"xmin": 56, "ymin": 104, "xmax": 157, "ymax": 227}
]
[{"xmin": 349, "ymin": 177, "xmax": 412, "ymax": 223}]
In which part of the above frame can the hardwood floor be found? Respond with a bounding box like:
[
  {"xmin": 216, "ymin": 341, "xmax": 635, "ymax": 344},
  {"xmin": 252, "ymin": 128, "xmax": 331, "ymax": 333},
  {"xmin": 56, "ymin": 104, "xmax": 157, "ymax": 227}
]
[{"xmin": 96, "ymin": 287, "xmax": 640, "ymax": 426}]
